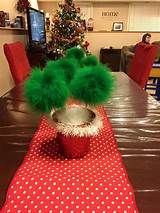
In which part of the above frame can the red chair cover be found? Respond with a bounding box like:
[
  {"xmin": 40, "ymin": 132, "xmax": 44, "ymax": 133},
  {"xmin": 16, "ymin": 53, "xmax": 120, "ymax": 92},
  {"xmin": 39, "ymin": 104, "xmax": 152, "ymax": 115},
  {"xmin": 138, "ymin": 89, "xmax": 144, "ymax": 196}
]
[
  {"xmin": 128, "ymin": 44, "xmax": 157, "ymax": 89},
  {"xmin": 4, "ymin": 42, "xmax": 31, "ymax": 85}
]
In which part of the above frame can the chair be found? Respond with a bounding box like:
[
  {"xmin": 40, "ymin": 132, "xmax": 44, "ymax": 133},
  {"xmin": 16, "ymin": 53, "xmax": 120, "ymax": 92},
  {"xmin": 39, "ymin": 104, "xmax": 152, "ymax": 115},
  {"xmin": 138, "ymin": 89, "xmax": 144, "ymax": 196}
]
[
  {"xmin": 128, "ymin": 44, "xmax": 157, "ymax": 89},
  {"xmin": 3, "ymin": 41, "xmax": 31, "ymax": 85},
  {"xmin": 120, "ymin": 45, "xmax": 135, "ymax": 73},
  {"xmin": 146, "ymin": 67, "xmax": 160, "ymax": 100}
]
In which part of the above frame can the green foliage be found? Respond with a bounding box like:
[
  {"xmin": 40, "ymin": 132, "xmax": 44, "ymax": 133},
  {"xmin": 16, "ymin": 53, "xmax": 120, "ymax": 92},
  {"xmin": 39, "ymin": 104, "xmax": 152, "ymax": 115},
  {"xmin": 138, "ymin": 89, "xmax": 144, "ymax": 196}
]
[
  {"xmin": 81, "ymin": 55, "xmax": 98, "ymax": 67},
  {"xmin": 70, "ymin": 65, "xmax": 114, "ymax": 105},
  {"xmin": 24, "ymin": 67, "xmax": 69, "ymax": 113}
]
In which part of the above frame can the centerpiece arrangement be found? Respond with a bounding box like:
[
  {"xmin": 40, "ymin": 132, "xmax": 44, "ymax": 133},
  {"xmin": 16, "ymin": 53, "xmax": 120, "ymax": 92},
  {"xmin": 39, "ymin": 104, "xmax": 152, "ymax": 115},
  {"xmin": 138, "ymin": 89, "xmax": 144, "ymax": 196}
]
[{"xmin": 24, "ymin": 47, "xmax": 114, "ymax": 158}]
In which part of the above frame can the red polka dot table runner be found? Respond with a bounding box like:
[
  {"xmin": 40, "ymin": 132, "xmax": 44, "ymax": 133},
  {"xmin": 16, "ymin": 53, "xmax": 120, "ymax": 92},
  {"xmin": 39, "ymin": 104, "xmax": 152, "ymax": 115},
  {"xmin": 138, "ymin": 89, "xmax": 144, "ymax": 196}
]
[{"xmin": 1, "ymin": 108, "xmax": 139, "ymax": 212}]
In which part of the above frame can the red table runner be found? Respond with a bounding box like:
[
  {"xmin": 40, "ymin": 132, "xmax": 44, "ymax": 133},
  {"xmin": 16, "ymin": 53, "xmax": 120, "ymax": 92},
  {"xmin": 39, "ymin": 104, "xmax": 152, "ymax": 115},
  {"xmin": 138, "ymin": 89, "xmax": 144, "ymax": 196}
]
[{"xmin": 1, "ymin": 107, "xmax": 138, "ymax": 212}]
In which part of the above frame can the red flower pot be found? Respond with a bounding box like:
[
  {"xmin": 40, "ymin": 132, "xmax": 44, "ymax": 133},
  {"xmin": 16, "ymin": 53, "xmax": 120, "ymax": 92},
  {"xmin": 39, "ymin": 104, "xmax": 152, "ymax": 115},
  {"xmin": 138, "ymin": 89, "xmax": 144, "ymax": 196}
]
[
  {"xmin": 57, "ymin": 132, "xmax": 90, "ymax": 159},
  {"xmin": 50, "ymin": 105, "xmax": 102, "ymax": 159}
]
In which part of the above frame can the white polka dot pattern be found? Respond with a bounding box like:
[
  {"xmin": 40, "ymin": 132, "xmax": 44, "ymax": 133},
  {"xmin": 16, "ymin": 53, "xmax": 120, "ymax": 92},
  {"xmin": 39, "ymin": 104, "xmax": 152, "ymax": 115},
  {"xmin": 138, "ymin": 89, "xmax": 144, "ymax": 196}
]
[{"xmin": 1, "ymin": 107, "xmax": 138, "ymax": 212}]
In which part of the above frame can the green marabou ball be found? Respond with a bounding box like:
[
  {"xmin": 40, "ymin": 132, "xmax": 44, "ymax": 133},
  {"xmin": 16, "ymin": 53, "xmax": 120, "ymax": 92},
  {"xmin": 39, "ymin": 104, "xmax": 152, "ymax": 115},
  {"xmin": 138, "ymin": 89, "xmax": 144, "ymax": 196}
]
[
  {"xmin": 24, "ymin": 67, "xmax": 69, "ymax": 113},
  {"xmin": 70, "ymin": 65, "xmax": 114, "ymax": 106},
  {"xmin": 81, "ymin": 55, "xmax": 98, "ymax": 67},
  {"xmin": 55, "ymin": 58, "xmax": 77, "ymax": 84},
  {"xmin": 66, "ymin": 47, "xmax": 85, "ymax": 62}
]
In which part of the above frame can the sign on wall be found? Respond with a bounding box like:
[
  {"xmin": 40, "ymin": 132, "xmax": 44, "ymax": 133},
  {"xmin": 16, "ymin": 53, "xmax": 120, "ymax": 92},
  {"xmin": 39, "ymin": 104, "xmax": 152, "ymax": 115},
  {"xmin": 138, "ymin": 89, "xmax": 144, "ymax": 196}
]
[{"xmin": 102, "ymin": 11, "xmax": 119, "ymax": 17}]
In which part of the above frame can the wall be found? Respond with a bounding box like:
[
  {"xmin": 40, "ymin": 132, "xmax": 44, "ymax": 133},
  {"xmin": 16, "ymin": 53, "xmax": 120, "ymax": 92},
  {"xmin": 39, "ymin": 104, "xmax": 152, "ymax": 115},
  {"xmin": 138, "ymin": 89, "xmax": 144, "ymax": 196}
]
[
  {"xmin": 85, "ymin": 32, "xmax": 160, "ymax": 58},
  {"xmin": 0, "ymin": 0, "xmax": 38, "ymax": 96},
  {"xmin": 30, "ymin": 0, "xmax": 39, "ymax": 9},
  {"xmin": 0, "ymin": 0, "xmax": 39, "ymax": 96},
  {"xmin": 92, "ymin": 2, "xmax": 129, "ymax": 31},
  {"xmin": 38, "ymin": 1, "xmax": 160, "ymax": 32},
  {"xmin": 0, "ymin": 29, "xmax": 27, "ymax": 96},
  {"xmin": 38, "ymin": 1, "xmax": 58, "ymax": 15},
  {"xmin": 39, "ymin": 1, "xmax": 160, "ymax": 56},
  {"xmin": 0, "ymin": 0, "xmax": 29, "ymax": 96},
  {"xmin": 0, "ymin": 0, "xmax": 39, "ymax": 22},
  {"xmin": 38, "ymin": 0, "xmax": 160, "ymax": 2},
  {"xmin": 0, "ymin": 0, "xmax": 22, "ymax": 96},
  {"xmin": 128, "ymin": 3, "xmax": 160, "ymax": 31},
  {"xmin": 0, "ymin": 0, "xmax": 18, "ymax": 20},
  {"xmin": 38, "ymin": 1, "xmax": 129, "ymax": 31}
]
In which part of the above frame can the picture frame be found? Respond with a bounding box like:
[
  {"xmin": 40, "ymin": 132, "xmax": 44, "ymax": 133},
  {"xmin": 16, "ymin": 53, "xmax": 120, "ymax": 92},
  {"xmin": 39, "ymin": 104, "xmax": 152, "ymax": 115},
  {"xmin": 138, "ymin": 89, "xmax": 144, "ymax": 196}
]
[{"xmin": 112, "ymin": 22, "xmax": 123, "ymax": 31}]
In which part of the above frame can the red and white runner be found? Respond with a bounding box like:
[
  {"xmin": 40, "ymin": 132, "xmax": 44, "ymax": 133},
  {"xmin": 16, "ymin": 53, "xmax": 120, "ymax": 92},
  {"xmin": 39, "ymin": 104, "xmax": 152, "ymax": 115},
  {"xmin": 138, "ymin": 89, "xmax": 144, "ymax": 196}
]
[{"xmin": 1, "ymin": 107, "xmax": 138, "ymax": 212}]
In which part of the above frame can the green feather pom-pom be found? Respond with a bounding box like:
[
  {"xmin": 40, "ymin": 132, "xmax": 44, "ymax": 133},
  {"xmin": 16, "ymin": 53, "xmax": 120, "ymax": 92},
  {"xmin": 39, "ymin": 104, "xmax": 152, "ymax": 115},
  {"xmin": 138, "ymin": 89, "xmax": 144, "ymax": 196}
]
[
  {"xmin": 55, "ymin": 58, "xmax": 77, "ymax": 84},
  {"xmin": 24, "ymin": 68, "xmax": 69, "ymax": 113},
  {"xmin": 41, "ymin": 80, "xmax": 69, "ymax": 110},
  {"xmin": 45, "ymin": 60, "xmax": 65, "ymax": 80},
  {"xmin": 81, "ymin": 55, "xmax": 98, "ymax": 67},
  {"xmin": 29, "ymin": 67, "xmax": 43, "ymax": 81},
  {"xmin": 66, "ymin": 47, "xmax": 85, "ymax": 61},
  {"xmin": 45, "ymin": 59, "xmax": 77, "ymax": 84},
  {"xmin": 70, "ymin": 65, "xmax": 115, "ymax": 105},
  {"xmin": 24, "ymin": 48, "xmax": 115, "ymax": 113},
  {"xmin": 45, "ymin": 60, "xmax": 55, "ymax": 70}
]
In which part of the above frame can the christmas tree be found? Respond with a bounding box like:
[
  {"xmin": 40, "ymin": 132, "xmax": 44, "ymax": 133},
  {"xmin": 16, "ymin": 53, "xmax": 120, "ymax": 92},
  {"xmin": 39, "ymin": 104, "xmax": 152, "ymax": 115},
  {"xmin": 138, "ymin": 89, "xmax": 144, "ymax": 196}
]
[{"xmin": 48, "ymin": 0, "xmax": 88, "ymax": 58}]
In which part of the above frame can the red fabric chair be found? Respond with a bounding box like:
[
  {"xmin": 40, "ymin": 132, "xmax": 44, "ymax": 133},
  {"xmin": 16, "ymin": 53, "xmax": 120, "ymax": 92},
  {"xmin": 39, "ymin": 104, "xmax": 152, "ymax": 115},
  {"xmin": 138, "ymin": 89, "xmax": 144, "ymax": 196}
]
[
  {"xmin": 3, "ymin": 41, "xmax": 31, "ymax": 85},
  {"xmin": 128, "ymin": 44, "xmax": 157, "ymax": 89}
]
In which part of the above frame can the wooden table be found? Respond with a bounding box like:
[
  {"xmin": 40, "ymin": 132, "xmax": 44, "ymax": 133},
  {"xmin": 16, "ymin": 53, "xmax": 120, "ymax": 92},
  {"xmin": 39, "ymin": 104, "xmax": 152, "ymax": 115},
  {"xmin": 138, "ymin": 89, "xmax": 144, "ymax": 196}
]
[{"xmin": 0, "ymin": 72, "xmax": 160, "ymax": 212}]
